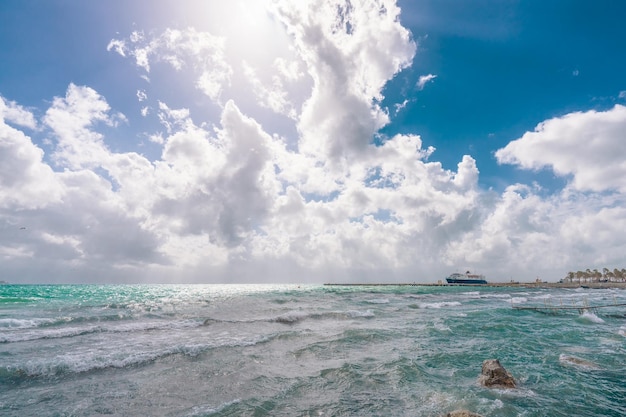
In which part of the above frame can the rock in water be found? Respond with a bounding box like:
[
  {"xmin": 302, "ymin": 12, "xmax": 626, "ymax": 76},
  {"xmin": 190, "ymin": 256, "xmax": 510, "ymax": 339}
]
[{"xmin": 479, "ymin": 359, "xmax": 516, "ymax": 388}]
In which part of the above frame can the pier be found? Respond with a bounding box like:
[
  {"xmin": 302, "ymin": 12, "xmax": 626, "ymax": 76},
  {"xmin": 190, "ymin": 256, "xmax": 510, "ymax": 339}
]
[
  {"xmin": 512, "ymin": 303, "xmax": 626, "ymax": 314},
  {"xmin": 323, "ymin": 282, "xmax": 626, "ymax": 289}
]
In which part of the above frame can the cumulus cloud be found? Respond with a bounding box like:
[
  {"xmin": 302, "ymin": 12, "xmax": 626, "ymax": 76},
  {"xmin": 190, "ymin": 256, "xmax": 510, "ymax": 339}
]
[
  {"xmin": 4, "ymin": 1, "xmax": 626, "ymax": 283},
  {"xmin": 0, "ymin": 97, "xmax": 62, "ymax": 209},
  {"xmin": 272, "ymin": 0, "xmax": 416, "ymax": 162},
  {"xmin": 495, "ymin": 105, "xmax": 626, "ymax": 192},
  {"xmin": 44, "ymin": 84, "xmax": 117, "ymax": 170},
  {"xmin": 417, "ymin": 73, "xmax": 437, "ymax": 90},
  {"xmin": 242, "ymin": 61, "xmax": 297, "ymax": 118},
  {"xmin": 108, "ymin": 28, "xmax": 232, "ymax": 101}
]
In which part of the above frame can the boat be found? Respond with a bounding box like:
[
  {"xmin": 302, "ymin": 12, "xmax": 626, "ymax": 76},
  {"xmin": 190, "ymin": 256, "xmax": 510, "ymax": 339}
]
[{"xmin": 445, "ymin": 271, "xmax": 488, "ymax": 284}]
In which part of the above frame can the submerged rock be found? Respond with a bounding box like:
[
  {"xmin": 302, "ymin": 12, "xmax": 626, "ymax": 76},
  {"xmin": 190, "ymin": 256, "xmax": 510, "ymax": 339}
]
[
  {"xmin": 559, "ymin": 354, "xmax": 600, "ymax": 370},
  {"xmin": 479, "ymin": 359, "xmax": 516, "ymax": 388},
  {"xmin": 445, "ymin": 410, "xmax": 483, "ymax": 417}
]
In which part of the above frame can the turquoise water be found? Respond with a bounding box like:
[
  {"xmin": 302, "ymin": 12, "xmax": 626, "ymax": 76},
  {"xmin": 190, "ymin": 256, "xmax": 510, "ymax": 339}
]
[{"xmin": 1, "ymin": 284, "xmax": 624, "ymax": 416}]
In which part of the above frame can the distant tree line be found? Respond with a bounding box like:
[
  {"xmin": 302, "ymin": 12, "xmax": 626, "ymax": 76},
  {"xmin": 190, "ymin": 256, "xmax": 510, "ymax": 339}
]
[{"xmin": 562, "ymin": 268, "xmax": 626, "ymax": 283}]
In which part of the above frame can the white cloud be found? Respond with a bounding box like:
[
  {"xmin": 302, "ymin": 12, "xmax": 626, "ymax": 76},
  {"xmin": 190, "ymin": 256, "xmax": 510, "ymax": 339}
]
[
  {"xmin": 106, "ymin": 39, "xmax": 126, "ymax": 57},
  {"xmin": 4, "ymin": 1, "xmax": 626, "ymax": 283},
  {"xmin": 272, "ymin": 0, "xmax": 416, "ymax": 162},
  {"xmin": 44, "ymin": 84, "xmax": 116, "ymax": 170},
  {"xmin": 417, "ymin": 73, "xmax": 437, "ymax": 90},
  {"xmin": 109, "ymin": 28, "xmax": 232, "ymax": 102},
  {"xmin": 0, "ymin": 97, "xmax": 37, "ymax": 129},
  {"xmin": 0, "ymin": 91, "xmax": 167, "ymax": 277},
  {"xmin": 394, "ymin": 99, "xmax": 410, "ymax": 114},
  {"xmin": 136, "ymin": 90, "xmax": 147, "ymax": 102},
  {"xmin": 274, "ymin": 57, "xmax": 304, "ymax": 82},
  {"xmin": 242, "ymin": 61, "xmax": 296, "ymax": 118},
  {"xmin": 495, "ymin": 105, "xmax": 626, "ymax": 192},
  {"xmin": 0, "ymin": 97, "xmax": 62, "ymax": 209}
]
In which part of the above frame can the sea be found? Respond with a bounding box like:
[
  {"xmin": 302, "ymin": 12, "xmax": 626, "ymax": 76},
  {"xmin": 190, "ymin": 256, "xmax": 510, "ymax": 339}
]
[{"xmin": 0, "ymin": 284, "xmax": 624, "ymax": 417}]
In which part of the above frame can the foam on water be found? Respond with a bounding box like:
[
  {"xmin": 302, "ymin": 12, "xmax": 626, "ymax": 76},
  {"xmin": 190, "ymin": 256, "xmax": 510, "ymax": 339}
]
[
  {"xmin": 418, "ymin": 301, "xmax": 462, "ymax": 309},
  {"xmin": 0, "ymin": 317, "xmax": 55, "ymax": 329},
  {"xmin": 364, "ymin": 298, "xmax": 390, "ymax": 304},
  {"xmin": 186, "ymin": 399, "xmax": 242, "ymax": 417},
  {"xmin": 1, "ymin": 284, "xmax": 625, "ymax": 416},
  {"xmin": 578, "ymin": 310, "xmax": 605, "ymax": 324}
]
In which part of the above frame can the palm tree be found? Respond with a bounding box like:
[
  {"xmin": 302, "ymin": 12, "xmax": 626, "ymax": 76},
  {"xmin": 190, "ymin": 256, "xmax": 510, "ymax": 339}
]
[
  {"xmin": 576, "ymin": 270, "xmax": 584, "ymax": 284},
  {"xmin": 592, "ymin": 269, "xmax": 601, "ymax": 282}
]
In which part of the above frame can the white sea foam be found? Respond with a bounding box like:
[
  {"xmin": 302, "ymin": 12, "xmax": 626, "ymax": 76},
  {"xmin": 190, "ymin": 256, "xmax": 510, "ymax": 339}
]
[
  {"xmin": 0, "ymin": 319, "xmax": 203, "ymax": 343},
  {"xmin": 419, "ymin": 301, "xmax": 461, "ymax": 309},
  {"xmin": 533, "ymin": 294, "xmax": 553, "ymax": 300},
  {"xmin": 345, "ymin": 309, "xmax": 375, "ymax": 318},
  {"xmin": 493, "ymin": 399, "xmax": 504, "ymax": 409},
  {"xmin": 365, "ymin": 298, "xmax": 390, "ymax": 304},
  {"xmin": 481, "ymin": 293, "xmax": 511, "ymax": 299},
  {"xmin": 187, "ymin": 399, "xmax": 241, "ymax": 416},
  {"xmin": 0, "ymin": 325, "xmax": 101, "ymax": 343},
  {"xmin": 3, "ymin": 284, "xmax": 625, "ymax": 416},
  {"xmin": 7, "ymin": 333, "xmax": 269, "ymax": 378},
  {"xmin": 0, "ymin": 317, "xmax": 55, "ymax": 329},
  {"xmin": 462, "ymin": 291, "xmax": 481, "ymax": 298},
  {"xmin": 510, "ymin": 297, "xmax": 527, "ymax": 304},
  {"xmin": 578, "ymin": 310, "xmax": 604, "ymax": 324},
  {"xmin": 432, "ymin": 320, "xmax": 451, "ymax": 332},
  {"xmin": 273, "ymin": 311, "xmax": 310, "ymax": 324}
]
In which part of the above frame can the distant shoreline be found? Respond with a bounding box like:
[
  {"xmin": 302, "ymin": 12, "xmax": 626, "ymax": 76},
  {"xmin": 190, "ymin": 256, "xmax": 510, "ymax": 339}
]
[{"xmin": 324, "ymin": 282, "xmax": 626, "ymax": 289}]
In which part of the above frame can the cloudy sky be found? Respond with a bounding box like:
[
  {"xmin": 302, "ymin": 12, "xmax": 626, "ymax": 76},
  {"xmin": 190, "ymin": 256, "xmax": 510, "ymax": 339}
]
[{"xmin": 2, "ymin": 0, "xmax": 626, "ymax": 284}]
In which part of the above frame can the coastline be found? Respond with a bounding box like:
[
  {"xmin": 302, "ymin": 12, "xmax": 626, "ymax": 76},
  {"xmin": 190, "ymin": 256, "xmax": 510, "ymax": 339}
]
[{"xmin": 324, "ymin": 281, "xmax": 626, "ymax": 289}]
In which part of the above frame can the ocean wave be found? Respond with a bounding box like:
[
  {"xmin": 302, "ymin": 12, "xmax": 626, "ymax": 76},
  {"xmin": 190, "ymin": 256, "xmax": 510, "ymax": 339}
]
[
  {"xmin": 510, "ymin": 297, "xmax": 528, "ymax": 304},
  {"xmin": 272, "ymin": 311, "xmax": 311, "ymax": 324},
  {"xmin": 0, "ymin": 296, "xmax": 41, "ymax": 303},
  {"xmin": 490, "ymin": 293, "xmax": 514, "ymax": 299},
  {"xmin": 533, "ymin": 294, "xmax": 553, "ymax": 300},
  {"xmin": 462, "ymin": 291, "xmax": 481, "ymax": 297},
  {"xmin": 364, "ymin": 298, "xmax": 390, "ymax": 304},
  {"xmin": 0, "ymin": 325, "xmax": 101, "ymax": 343},
  {"xmin": 186, "ymin": 399, "xmax": 242, "ymax": 416},
  {"xmin": 578, "ymin": 310, "xmax": 605, "ymax": 324},
  {"xmin": 270, "ymin": 309, "xmax": 375, "ymax": 324},
  {"xmin": 0, "ymin": 335, "xmax": 268, "ymax": 381},
  {"xmin": 619, "ymin": 326, "xmax": 626, "ymax": 337},
  {"xmin": 432, "ymin": 319, "xmax": 451, "ymax": 332},
  {"xmin": 0, "ymin": 317, "xmax": 56, "ymax": 329},
  {"xmin": 0, "ymin": 312, "xmax": 137, "ymax": 331},
  {"xmin": 418, "ymin": 301, "xmax": 461, "ymax": 309},
  {"xmin": 0, "ymin": 319, "xmax": 203, "ymax": 343}
]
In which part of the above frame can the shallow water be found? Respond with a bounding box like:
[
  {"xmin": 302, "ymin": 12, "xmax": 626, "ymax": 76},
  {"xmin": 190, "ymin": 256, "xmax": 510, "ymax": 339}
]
[{"xmin": 1, "ymin": 284, "xmax": 625, "ymax": 416}]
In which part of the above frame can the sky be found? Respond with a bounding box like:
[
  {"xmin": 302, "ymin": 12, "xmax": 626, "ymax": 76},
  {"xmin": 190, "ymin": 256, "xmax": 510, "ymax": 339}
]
[{"xmin": 1, "ymin": 0, "xmax": 626, "ymax": 284}]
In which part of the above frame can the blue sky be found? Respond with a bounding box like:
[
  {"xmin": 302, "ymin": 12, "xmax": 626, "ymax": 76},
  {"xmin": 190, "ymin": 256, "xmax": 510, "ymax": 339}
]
[{"xmin": 1, "ymin": 0, "xmax": 626, "ymax": 283}]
